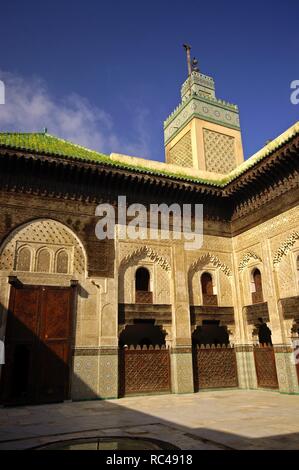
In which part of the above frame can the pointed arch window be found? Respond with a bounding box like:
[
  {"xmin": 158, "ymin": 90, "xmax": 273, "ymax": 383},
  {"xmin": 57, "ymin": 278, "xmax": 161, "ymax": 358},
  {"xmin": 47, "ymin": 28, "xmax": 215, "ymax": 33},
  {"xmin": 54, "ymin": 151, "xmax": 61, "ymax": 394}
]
[
  {"xmin": 252, "ymin": 268, "xmax": 263, "ymax": 304},
  {"xmin": 201, "ymin": 272, "xmax": 218, "ymax": 306},
  {"xmin": 135, "ymin": 267, "xmax": 153, "ymax": 304}
]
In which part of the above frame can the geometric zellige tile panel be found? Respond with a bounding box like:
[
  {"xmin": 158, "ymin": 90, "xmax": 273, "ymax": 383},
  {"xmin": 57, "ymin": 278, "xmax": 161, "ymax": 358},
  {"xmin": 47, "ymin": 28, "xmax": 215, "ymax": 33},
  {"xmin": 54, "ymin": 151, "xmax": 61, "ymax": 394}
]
[
  {"xmin": 168, "ymin": 130, "xmax": 193, "ymax": 168},
  {"xmin": 203, "ymin": 128, "xmax": 236, "ymax": 174}
]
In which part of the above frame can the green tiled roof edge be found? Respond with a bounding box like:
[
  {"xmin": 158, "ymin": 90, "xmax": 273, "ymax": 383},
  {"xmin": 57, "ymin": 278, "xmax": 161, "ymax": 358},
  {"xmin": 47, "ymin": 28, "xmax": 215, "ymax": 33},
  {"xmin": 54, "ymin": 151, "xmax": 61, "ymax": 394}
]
[{"xmin": 0, "ymin": 121, "xmax": 298, "ymax": 188}]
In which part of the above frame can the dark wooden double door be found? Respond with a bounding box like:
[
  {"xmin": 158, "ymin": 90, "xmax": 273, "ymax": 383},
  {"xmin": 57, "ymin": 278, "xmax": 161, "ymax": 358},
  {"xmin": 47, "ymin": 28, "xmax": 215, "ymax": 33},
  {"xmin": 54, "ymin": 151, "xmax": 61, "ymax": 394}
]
[{"xmin": 0, "ymin": 285, "xmax": 74, "ymax": 405}]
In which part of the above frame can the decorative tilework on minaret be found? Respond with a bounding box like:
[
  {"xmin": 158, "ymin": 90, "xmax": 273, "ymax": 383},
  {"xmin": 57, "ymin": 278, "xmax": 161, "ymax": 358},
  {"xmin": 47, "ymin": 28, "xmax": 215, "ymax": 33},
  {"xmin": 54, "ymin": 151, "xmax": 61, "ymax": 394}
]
[
  {"xmin": 181, "ymin": 71, "xmax": 216, "ymax": 101},
  {"xmin": 164, "ymin": 51, "xmax": 244, "ymax": 174}
]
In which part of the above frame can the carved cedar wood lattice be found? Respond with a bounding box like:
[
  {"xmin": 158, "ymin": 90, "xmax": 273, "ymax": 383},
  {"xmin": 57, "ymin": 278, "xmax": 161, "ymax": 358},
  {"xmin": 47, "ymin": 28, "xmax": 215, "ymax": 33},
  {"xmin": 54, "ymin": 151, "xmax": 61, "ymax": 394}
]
[
  {"xmin": 253, "ymin": 345, "xmax": 279, "ymax": 389},
  {"xmin": 192, "ymin": 345, "xmax": 238, "ymax": 390},
  {"xmin": 119, "ymin": 346, "xmax": 171, "ymax": 396}
]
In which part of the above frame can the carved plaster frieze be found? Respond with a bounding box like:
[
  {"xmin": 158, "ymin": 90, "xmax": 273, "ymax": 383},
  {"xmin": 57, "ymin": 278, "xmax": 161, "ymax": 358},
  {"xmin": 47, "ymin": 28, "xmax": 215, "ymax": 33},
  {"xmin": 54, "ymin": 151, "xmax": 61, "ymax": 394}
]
[
  {"xmin": 189, "ymin": 252, "xmax": 232, "ymax": 276},
  {"xmin": 273, "ymin": 231, "xmax": 299, "ymax": 266},
  {"xmin": 238, "ymin": 251, "xmax": 262, "ymax": 272},
  {"xmin": 119, "ymin": 244, "xmax": 171, "ymax": 272}
]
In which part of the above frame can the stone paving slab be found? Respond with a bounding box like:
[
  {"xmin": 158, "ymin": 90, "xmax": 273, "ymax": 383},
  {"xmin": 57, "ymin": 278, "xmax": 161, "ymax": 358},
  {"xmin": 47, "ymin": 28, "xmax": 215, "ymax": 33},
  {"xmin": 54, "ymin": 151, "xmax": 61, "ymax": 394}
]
[{"xmin": 0, "ymin": 390, "xmax": 298, "ymax": 450}]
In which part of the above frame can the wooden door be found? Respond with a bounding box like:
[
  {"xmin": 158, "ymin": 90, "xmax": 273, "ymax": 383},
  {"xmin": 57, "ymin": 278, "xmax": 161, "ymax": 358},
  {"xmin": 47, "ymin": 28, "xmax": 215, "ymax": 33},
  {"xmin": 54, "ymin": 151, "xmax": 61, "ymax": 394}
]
[
  {"xmin": 192, "ymin": 345, "xmax": 238, "ymax": 390},
  {"xmin": 1, "ymin": 287, "xmax": 40, "ymax": 404},
  {"xmin": 0, "ymin": 285, "xmax": 74, "ymax": 405},
  {"xmin": 253, "ymin": 345, "xmax": 279, "ymax": 389},
  {"xmin": 37, "ymin": 287, "xmax": 73, "ymax": 403},
  {"xmin": 119, "ymin": 346, "xmax": 171, "ymax": 396}
]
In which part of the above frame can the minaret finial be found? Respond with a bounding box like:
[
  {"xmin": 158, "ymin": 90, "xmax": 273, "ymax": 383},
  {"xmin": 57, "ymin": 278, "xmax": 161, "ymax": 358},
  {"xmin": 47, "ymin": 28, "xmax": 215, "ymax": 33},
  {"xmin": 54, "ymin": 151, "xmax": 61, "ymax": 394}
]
[
  {"xmin": 183, "ymin": 44, "xmax": 192, "ymax": 77},
  {"xmin": 192, "ymin": 57, "xmax": 199, "ymax": 73}
]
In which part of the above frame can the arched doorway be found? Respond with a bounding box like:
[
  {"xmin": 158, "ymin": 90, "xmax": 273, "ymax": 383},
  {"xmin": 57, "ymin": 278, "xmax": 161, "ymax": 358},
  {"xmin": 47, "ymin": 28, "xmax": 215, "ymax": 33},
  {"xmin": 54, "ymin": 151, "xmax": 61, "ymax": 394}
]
[
  {"xmin": 192, "ymin": 320, "xmax": 229, "ymax": 347},
  {"xmin": 0, "ymin": 219, "xmax": 86, "ymax": 405},
  {"xmin": 119, "ymin": 320, "xmax": 166, "ymax": 348},
  {"xmin": 192, "ymin": 321, "xmax": 238, "ymax": 390},
  {"xmin": 119, "ymin": 321, "xmax": 170, "ymax": 396}
]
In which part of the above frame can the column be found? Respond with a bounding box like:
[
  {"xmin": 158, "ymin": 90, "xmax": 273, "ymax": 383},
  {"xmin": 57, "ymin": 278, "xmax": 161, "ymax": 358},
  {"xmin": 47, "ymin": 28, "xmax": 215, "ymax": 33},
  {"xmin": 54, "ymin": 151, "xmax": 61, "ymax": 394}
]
[
  {"xmin": 231, "ymin": 247, "xmax": 257, "ymax": 389},
  {"xmin": 170, "ymin": 244, "xmax": 194, "ymax": 394}
]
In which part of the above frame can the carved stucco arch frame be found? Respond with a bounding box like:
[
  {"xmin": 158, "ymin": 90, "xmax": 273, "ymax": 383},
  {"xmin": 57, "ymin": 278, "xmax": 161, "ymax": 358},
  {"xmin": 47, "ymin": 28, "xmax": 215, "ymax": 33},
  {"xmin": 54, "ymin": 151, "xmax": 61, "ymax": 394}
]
[
  {"xmin": 238, "ymin": 251, "xmax": 263, "ymax": 272},
  {"xmin": 0, "ymin": 218, "xmax": 88, "ymax": 354},
  {"xmin": 273, "ymin": 230, "xmax": 299, "ymax": 268},
  {"xmin": 0, "ymin": 217, "xmax": 88, "ymax": 277},
  {"xmin": 119, "ymin": 245, "xmax": 171, "ymax": 272},
  {"xmin": 118, "ymin": 245, "xmax": 171, "ymax": 304},
  {"xmin": 188, "ymin": 252, "xmax": 232, "ymax": 306}
]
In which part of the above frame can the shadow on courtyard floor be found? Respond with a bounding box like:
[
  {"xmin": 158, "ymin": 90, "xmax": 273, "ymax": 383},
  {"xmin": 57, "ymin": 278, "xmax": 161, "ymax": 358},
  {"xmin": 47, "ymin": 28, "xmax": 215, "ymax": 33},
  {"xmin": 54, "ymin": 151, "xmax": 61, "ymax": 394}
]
[{"xmin": 1, "ymin": 392, "xmax": 299, "ymax": 450}]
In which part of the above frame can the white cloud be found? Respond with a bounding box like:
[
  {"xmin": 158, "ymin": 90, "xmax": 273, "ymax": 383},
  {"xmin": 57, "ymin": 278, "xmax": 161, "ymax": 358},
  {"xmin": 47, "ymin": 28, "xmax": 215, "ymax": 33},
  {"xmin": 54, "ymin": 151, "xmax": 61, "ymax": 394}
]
[{"xmin": 0, "ymin": 71, "xmax": 151, "ymax": 157}]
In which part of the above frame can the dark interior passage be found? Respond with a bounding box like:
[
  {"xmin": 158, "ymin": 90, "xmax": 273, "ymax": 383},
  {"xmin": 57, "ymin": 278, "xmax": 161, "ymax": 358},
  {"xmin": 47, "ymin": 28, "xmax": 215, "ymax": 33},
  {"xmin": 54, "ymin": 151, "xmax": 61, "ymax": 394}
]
[
  {"xmin": 192, "ymin": 320, "xmax": 229, "ymax": 346},
  {"xmin": 119, "ymin": 321, "xmax": 165, "ymax": 347},
  {"xmin": 135, "ymin": 267, "xmax": 150, "ymax": 292}
]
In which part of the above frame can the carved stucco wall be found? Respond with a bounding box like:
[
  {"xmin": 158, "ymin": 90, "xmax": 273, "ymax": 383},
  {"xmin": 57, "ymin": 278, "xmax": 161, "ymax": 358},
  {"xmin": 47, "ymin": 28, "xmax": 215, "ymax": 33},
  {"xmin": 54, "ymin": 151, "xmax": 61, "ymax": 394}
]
[
  {"xmin": 1, "ymin": 209, "xmax": 298, "ymax": 397},
  {"xmin": 233, "ymin": 207, "xmax": 299, "ymax": 255},
  {"xmin": 233, "ymin": 206, "xmax": 299, "ymax": 340},
  {"xmin": 271, "ymin": 230, "xmax": 299, "ymax": 300},
  {"xmin": 277, "ymin": 253, "xmax": 297, "ymax": 299},
  {"xmin": 273, "ymin": 231, "xmax": 299, "ymax": 266}
]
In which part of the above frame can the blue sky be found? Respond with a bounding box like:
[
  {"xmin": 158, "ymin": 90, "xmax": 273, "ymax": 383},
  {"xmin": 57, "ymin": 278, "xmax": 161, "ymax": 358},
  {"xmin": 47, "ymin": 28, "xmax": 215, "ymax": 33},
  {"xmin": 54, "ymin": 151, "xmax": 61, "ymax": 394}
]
[{"xmin": 0, "ymin": 0, "xmax": 298, "ymax": 161}]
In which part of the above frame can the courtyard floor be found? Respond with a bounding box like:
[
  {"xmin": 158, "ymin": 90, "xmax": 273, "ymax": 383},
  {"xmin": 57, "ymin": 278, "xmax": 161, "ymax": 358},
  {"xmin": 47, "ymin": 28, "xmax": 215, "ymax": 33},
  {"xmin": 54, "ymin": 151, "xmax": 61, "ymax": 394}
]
[{"xmin": 0, "ymin": 389, "xmax": 298, "ymax": 450}]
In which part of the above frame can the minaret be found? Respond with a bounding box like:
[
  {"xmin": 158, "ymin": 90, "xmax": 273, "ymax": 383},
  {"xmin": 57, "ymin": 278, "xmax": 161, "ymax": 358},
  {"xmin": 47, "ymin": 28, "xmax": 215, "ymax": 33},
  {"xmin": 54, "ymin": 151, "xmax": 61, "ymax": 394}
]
[{"xmin": 164, "ymin": 45, "xmax": 244, "ymax": 174}]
